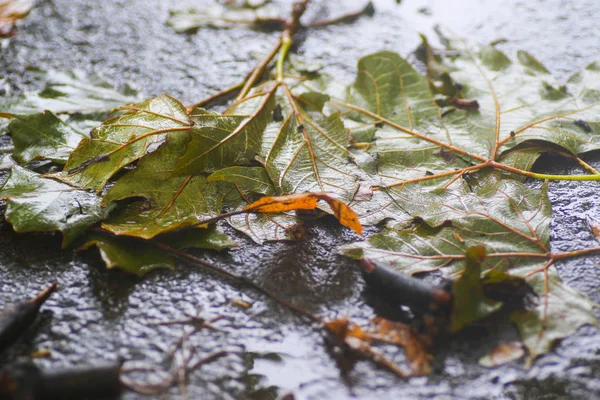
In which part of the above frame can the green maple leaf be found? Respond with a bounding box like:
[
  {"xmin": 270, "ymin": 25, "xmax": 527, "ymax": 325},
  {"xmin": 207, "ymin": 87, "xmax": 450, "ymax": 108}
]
[
  {"xmin": 1, "ymin": 70, "xmax": 141, "ymax": 164},
  {"xmin": 0, "ymin": 166, "xmax": 112, "ymax": 247},
  {"xmin": 511, "ymin": 270, "xmax": 598, "ymax": 364},
  {"xmin": 7, "ymin": 111, "xmax": 88, "ymax": 164},
  {"xmin": 341, "ymin": 177, "xmax": 552, "ymax": 275},
  {"xmin": 79, "ymin": 226, "xmax": 237, "ymax": 276},
  {"xmin": 52, "ymin": 95, "xmax": 193, "ymax": 192},
  {"xmin": 78, "ymin": 234, "xmax": 176, "ymax": 276},
  {"xmin": 0, "ymin": 69, "xmax": 140, "ymax": 117},
  {"xmin": 100, "ymin": 132, "xmax": 225, "ymax": 239},
  {"xmin": 333, "ymin": 35, "xmax": 600, "ymax": 358},
  {"xmin": 208, "ymin": 166, "xmax": 275, "ymax": 196},
  {"xmin": 174, "ymin": 91, "xmax": 276, "ymax": 175}
]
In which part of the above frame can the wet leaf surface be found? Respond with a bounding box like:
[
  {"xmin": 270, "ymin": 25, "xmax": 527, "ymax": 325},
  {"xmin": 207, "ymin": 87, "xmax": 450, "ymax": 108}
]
[
  {"xmin": 7, "ymin": 111, "xmax": 86, "ymax": 164},
  {"xmin": 0, "ymin": 69, "xmax": 140, "ymax": 117},
  {"xmin": 207, "ymin": 166, "xmax": 275, "ymax": 195},
  {"xmin": 78, "ymin": 234, "xmax": 174, "ymax": 276},
  {"xmin": 100, "ymin": 132, "xmax": 224, "ymax": 239},
  {"xmin": 52, "ymin": 95, "xmax": 192, "ymax": 192},
  {"xmin": 510, "ymin": 269, "xmax": 598, "ymax": 364},
  {"xmin": 0, "ymin": 166, "xmax": 112, "ymax": 246}
]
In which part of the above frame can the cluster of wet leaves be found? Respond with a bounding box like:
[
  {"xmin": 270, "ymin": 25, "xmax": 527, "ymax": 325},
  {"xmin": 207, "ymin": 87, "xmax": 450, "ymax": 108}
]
[{"xmin": 1, "ymin": 23, "xmax": 599, "ymax": 371}]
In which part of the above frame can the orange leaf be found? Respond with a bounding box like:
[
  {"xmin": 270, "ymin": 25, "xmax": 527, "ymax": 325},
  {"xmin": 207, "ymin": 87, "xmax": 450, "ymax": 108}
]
[
  {"xmin": 325, "ymin": 317, "xmax": 371, "ymax": 342},
  {"xmin": 243, "ymin": 192, "xmax": 363, "ymax": 235},
  {"xmin": 243, "ymin": 193, "xmax": 319, "ymax": 213},
  {"xmin": 313, "ymin": 193, "xmax": 363, "ymax": 236}
]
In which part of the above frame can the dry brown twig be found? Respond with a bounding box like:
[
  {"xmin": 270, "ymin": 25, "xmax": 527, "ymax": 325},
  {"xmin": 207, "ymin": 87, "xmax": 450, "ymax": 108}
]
[{"xmin": 121, "ymin": 307, "xmax": 229, "ymax": 396}]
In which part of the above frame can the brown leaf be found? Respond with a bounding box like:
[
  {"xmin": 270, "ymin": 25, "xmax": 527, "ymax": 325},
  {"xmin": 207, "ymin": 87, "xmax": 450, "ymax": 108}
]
[
  {"xmin": 324, "ymin": 317, "xmax": 407, "ymax": 378},
  {"xmin": 243, "ymin": 192, "xmax": 363, "ymax": 235},
  {"xmin": 0, "ymin": 0, "xmax": 33, "ymax": 37},
  {"xmin": 325, "ymin": 317, "xmax": 370, "ymax": 342},
  {"xmin": 372, "ymin": 317, "xmax": 432, "ymax": 376},
  {"xmin": 586, "ymin": 216, "xmax": 600, "ymax": 242},
  {"xmin": 479, "ymin": 341, "xmax": 525, "ymax": 367}
]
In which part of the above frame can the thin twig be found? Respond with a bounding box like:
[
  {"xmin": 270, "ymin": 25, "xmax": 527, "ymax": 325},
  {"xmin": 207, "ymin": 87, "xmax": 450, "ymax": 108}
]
[
  {"xmin": 186, "ymin": 81, "xmax": 245, "ymax": 113},
  {"xmin": 308, "ymin": 1, "xmax": 375, "ymax": 28},
  {"xmin": 151, "ymin": 240, "xmax": 324, "ymax": 324}
]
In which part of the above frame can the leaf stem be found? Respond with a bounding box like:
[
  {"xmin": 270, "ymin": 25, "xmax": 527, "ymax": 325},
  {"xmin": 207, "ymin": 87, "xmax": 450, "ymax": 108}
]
[
  {"xmin": 490, "ymin": 161, "xmax": 600, "ymax": 181},
  {"xmin": 574, "ymin": 157, "xmax": 600, "ymax": 175},
  {"xmin": 551, "ymin": 246, "xmax": 600, "ymax": 260},
  {"xmin": 186, "ymin": 81, "xmax": 245, "ymax": 112},
  {"xmin": 330, "ymin": 99, "xmax": 488, "ymax": 163},
  {"xmin": 377, "ymin": 163, "xmax": 489, "ymax": 190},
  {"xmin": 236, "ymin": 39, "xmax": 282, "ymax": 101},
  {"xmin": 308, "ymin": 1, "xmax": 374, "ymax": 28},
  {"xmin": 276, "ymin": 33, "xmax": 293, "ymax": 82}
]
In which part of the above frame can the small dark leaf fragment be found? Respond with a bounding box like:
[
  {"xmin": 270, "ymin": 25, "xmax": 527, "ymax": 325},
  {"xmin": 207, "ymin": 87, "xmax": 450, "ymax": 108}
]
[
  {"xmin": 451, "ymin": 97, "xmax": 480, "ymax": 110},
  {"xmin": 483, "ymin": 271, "xmax": 537, "ymax": 309},
  {"xmin": 574, "ymin": 119, "xmax": 592, "ymax": 133},
  {"xmin": 272, "ymin": 103, "xmax": 283, "ymax": 122}
]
